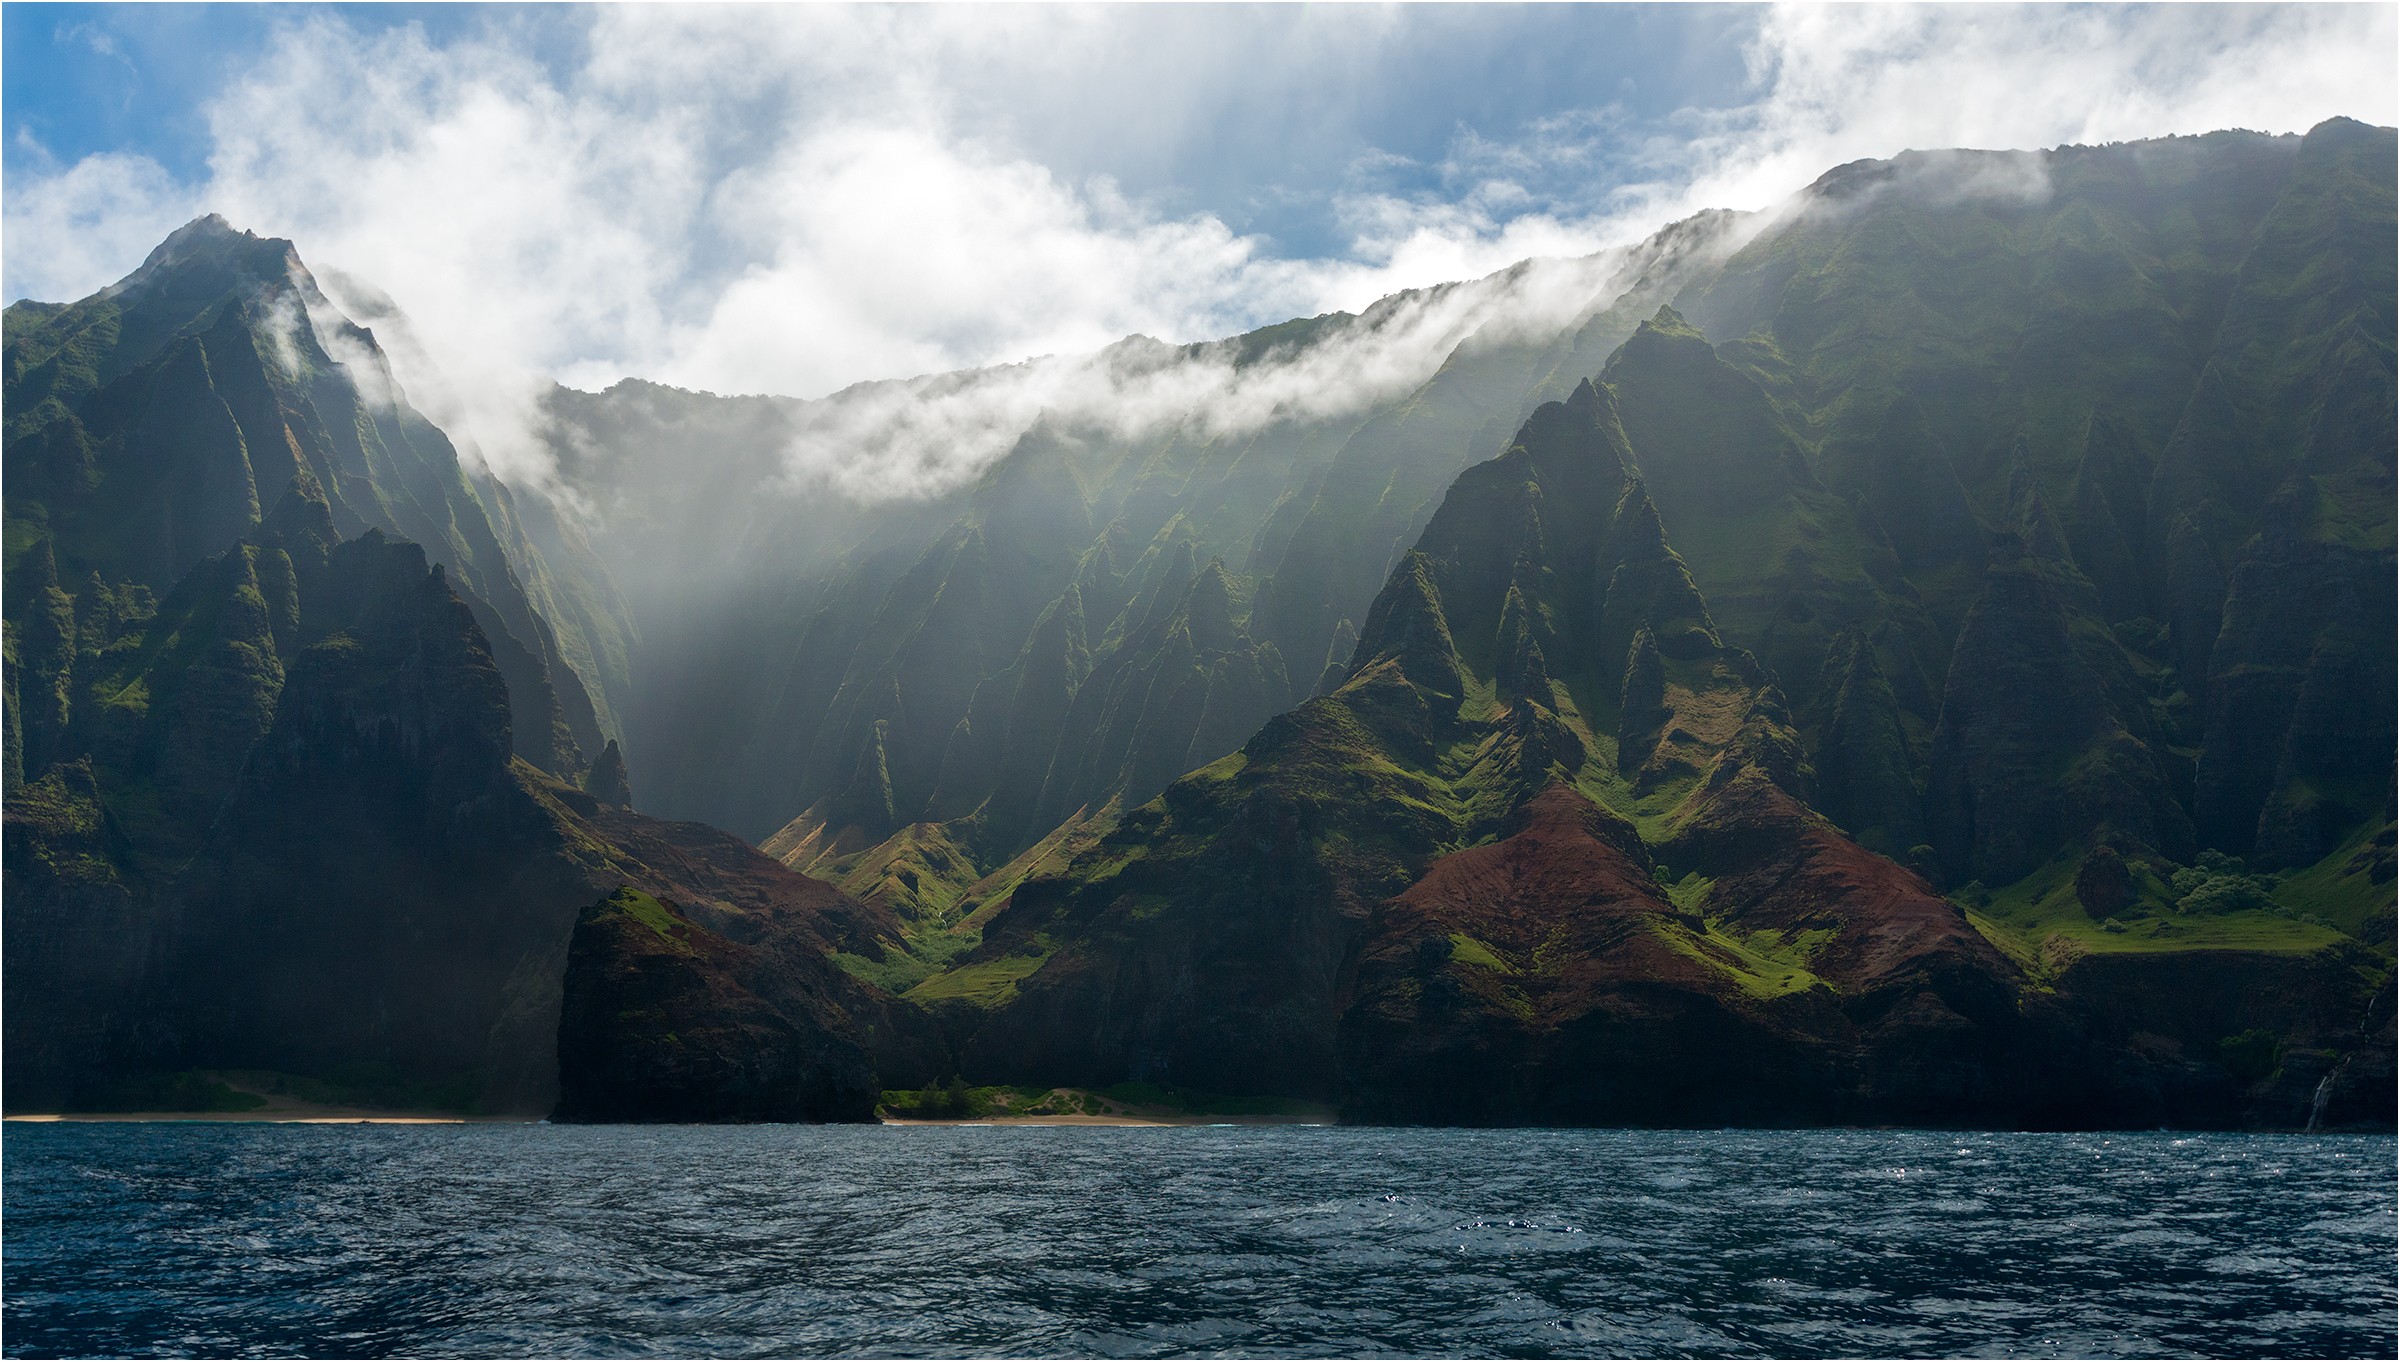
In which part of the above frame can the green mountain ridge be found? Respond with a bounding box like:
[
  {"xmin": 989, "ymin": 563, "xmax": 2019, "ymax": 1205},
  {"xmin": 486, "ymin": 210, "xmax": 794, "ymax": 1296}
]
[
  {"xmin": 864, "ymin": 119, "xmax": 2394, "ymax": 1126},
  {"xmin": 4, "ymin": 121, "xmax": 2392, "ymax": 1127}
]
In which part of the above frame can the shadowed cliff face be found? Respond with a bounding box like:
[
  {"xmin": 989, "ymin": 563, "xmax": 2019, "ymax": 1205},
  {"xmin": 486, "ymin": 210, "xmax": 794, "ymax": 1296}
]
[
  {"xmin": 1925, "ymin": 540, "xmax": 2194, "ymax": 886},
  {"xmin": 546, "ymin": 218, "xmax": 1739, "ymax": 875},
  {"xmin": 1, "ymin": 493, "xmax": 925, "ymax": 1115},
  {"xmin": 1669, "ymin": 121, "xmax": 2394, "ymax": 886},
  {"xmin": 4, "ymin": 214, "xmax": 617, "ymax": 790}
]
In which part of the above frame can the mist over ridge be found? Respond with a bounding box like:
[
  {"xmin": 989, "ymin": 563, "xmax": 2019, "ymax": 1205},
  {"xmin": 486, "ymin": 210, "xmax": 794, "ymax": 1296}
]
[
  {"xmin": 10, "ymin": 3, "xmax": 2390, "ymax": 499},
  {"xmin": 516, "ymin": 139, "xmax": 2088, "ymax": 515}
]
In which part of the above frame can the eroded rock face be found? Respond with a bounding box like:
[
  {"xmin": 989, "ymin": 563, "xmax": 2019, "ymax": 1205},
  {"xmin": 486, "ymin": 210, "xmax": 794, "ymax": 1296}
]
[
  {"xmin": 553, "ymin": 889, "xmax": 878, "ymax": 1124},
  {"xmin": 1926, "ymin": 549, "xmax": 2189, "ymax": 885},
  {"xmin": 1808, "ymin": 629, "xmax": 1925, "ymax": 860},
  {"xmin": 1339, "ymin": 785, "xmax": 1822, "ymax": 1126},
  {"xmin": 2196, "ymin": 523, "xmax": 2398, "ymax": 866},
  {"xmin": 3, "ymin": 214, "xmax": 610, "ymax": 783}
]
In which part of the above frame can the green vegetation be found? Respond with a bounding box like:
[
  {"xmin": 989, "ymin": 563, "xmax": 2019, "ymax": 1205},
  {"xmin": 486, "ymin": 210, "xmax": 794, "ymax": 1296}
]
[
  {"xmin": 878, "ymin": 1078, "xmax": 999, "ymax": 1119},
  {"xmin": 1446, "ymin": 932, "xmax": 1514, "ymax": 973},
  {"xmin": 1656, "ymin": 920, "xmax": 1829, "ymax": 1000},
  {"xmin": 902, "ymin": 942, "xmax": 1052, "ymax": 1006},
  {"xmin": 1962, "ymin": 848, "xmax": 2356, "ymax": 982},
  {"xmin": 878, "ymin": 1082, "xmax": 1109, "ymax": 1120},
  {"xmin": 602, "ymin": 887, "xmax": 689, "ymax": 949},
  {"xmin": 1661, "ymin": 870, "xmax": 1714, "ymax": 915},
  {"xmin": 2267, "ymin": 821, "xmax": 2398, "ymax": 947},
  {"xmin": 245, "ymin": 1066, "xmax": 485, "ymax": 1114},
  {"xmin": 1095, "ymin": 1082, "xmax": 1316, "ymax": 1117},
  {"xmin": 2171, "ymin": 852, "xmax": 2281, "ymax": 916},
  {"xmin": 52, "ymin": 1065, "xmax": 486, "ymax": 1116}
]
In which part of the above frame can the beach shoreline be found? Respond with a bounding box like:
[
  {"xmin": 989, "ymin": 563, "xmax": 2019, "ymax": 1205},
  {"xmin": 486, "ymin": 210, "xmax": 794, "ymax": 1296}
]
[
  {"xmin": 876, "ymin": 1112, "xmax": 1334, "ymax": 1127},
  {"xmin": 4, "ymin": 1108, "xmax": 509, "ymax": 1125}
]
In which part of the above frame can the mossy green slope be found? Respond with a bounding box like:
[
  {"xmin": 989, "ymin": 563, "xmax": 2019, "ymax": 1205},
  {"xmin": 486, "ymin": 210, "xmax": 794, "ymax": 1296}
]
[
  {"xmin": 896, "ymin": 126, "xmax": 2396, "ymax": 1123},
  {"xmin": 1666, "ymin": 121, "xmax": 2395, "ymax": 892},
  {"xmin": 908, "ymin": 382, "xmax": 2060, "ymax": 1122}
]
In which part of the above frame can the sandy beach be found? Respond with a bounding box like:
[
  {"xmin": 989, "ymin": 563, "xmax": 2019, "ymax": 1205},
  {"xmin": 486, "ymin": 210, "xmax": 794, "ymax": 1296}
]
[
  {"xmin": 5, "ymin": 1107, "xmax": 508, "ymax": 1125},
  {"xmin": 877, "ymin": 1111, "xmax": 1335, "ymax": 1128}
]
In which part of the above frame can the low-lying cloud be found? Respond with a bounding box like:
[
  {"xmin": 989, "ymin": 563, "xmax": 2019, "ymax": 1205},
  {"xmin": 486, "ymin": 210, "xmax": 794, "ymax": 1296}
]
[
  {"xmin": 5, "ymin": 3, "xmax": 2393, "ymax": 498},
  {"xmin": 765, "ymin": 230, "xmax": 1732, "ymax": 502}
]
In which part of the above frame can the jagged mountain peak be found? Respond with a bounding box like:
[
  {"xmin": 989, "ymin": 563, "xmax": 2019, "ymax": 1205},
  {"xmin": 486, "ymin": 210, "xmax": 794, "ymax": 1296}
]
[
  {"xmin": 104, "ymin": 213, "xmax": 300, "ymax": 301},
  {"xmin": 1641, "ymin": 303, "xmax": 1706, "ymax": 340},
  {"xmin": 5, "ymin": 209, "xmax": 619, "ymax": 788},
  {"xmin": 1599, "ymin": 306, "xmax": 1715, "ymax": 382}
]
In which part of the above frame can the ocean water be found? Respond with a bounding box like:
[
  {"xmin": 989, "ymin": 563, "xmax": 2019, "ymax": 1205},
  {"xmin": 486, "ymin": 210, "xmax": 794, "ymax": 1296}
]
[{"xmin": 2, "ymin": 1125, "xmax": 2391, "ymax": 1358}]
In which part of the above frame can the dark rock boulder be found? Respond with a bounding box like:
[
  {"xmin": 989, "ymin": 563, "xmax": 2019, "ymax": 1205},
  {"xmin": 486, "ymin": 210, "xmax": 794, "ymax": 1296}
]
[{"xmin": 2073, "ymin": 846, "xmax": 2137, "ymax": 918}]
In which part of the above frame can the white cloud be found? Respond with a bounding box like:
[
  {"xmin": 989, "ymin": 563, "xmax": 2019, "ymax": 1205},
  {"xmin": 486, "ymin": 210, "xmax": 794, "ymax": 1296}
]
[
  {"xmin": 194, "ymin": 16, "xmax": 703, "ymax": 484},
  {"xmin": 2, "ymin": 147, "xmax": 198, "ymax": 307},
  {"xmin": 1623, "ymin": 2, "xmax": 2398, "ymax": 224},
  {"xmin": 765, "ymin": 235, "xmax": 1722, "ymax": 502},
  {"xmin": 3, "ymin": 3, "xmax": 2391, "ymax": 495},
  {"xmin": 654, "ymin": 121, "xmax": 1287, "ymax": 399}
]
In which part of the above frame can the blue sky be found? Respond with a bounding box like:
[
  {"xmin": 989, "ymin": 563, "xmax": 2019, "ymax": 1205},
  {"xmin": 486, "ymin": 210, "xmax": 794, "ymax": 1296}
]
[
  {"xmin": 6, "ymin": 3, "xmax": 1758, "ymax": 263},
  {"xmin": 6, "ymin": 3, "xmax": 2393, "ymax": 433},
  {"xmin": 7, "ymin": 6, "xmax": 536, "ymax": 180}
]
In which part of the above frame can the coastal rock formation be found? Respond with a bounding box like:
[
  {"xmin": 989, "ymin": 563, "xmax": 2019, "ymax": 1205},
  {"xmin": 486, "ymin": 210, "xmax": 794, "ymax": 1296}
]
[
  {"xmin": 7, "ymin": 123, "xmax": 2393, "ymax": 1129},
  {"xmin": 553, "ymin": 889, "xmax": 878, "ymax": 1123}
]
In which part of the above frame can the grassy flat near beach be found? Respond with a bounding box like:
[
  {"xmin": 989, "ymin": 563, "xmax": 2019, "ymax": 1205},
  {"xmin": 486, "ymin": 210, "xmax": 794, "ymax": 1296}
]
[{"xmin": 877, "ymin": 1081, "xmax": 1334, "ymax": 1125}]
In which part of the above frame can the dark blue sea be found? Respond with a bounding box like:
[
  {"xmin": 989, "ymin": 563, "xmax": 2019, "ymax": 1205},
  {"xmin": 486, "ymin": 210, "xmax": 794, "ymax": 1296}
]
[{"xmin": 2, "ymin": 1125, "xmax": 2392, "ymax": 1358}]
